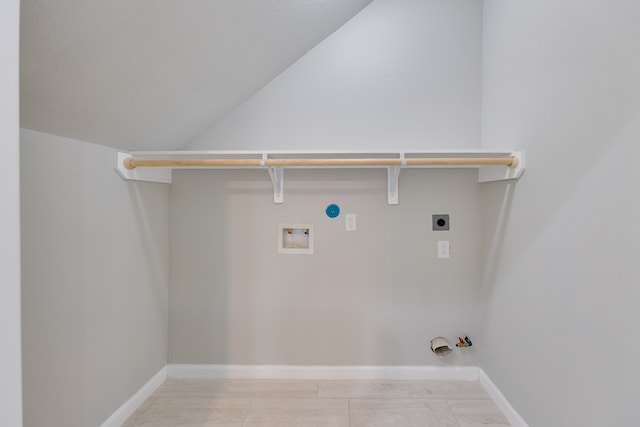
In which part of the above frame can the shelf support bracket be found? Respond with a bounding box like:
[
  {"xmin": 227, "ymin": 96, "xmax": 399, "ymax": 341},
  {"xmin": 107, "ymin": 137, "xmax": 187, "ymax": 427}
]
[
  {"xmin": 386, "ymin": 153, "xmax": 405, "ymax": 205},
  {"xmin": 387, "ymin": 165, "xmax": 401, "ymax": 205},
  {"xmin": 478, "ymin": 150, "xmax": 525, "ymax": 183},
  {"xmin": 267, "ymin": 166, "xmax": 284, "ymax": 204},
  {"xmin": 115, "ymin": 152, "xmax": 172, "ymax": 184}
]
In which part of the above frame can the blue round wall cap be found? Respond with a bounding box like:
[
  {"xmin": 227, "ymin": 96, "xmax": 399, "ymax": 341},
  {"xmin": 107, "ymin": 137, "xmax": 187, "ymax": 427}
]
[{"xmin": 325, "ymin": 203, "xmax": 340, "ymax": 218}]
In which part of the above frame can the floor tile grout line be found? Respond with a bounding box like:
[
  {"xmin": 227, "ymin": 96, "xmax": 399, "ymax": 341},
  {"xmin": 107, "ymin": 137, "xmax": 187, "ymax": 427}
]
[
  {"xmin": 403, "ymin": 380, "xmax": 412, "ymax": 399},
  {"xmin": 240, "ymin": 398, "xmax": 255, "ymax": 427},
  {"xmin": 443, "ymin": 398, "xmax": 461, "ymax": 427}
]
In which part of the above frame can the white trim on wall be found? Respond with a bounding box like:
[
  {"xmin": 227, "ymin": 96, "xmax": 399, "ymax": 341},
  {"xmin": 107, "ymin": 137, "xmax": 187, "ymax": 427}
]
[
  {"xmin": 0, "ymin": 0, "xmax": 22, "ymax": 426},
  {"xmin": 101, "ymin": 364, "xmax": 528, "ymax": 426},
  {"xmin": 479, "ymin": 368, "xmax": 530, "ymax": 427},
  {"xmin": 167, "ymin": 364, "xmax": 528, "ymax": 425},
  {"xmin": 167, "ymin": 364, "xmax": 480, "ymax": 381},
  {"xmin": 99, "ymin": 366, "xmax": 167, "ymax": 427}
]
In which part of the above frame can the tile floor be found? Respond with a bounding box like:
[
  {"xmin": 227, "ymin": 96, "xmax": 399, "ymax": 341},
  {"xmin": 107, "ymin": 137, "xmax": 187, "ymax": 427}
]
[{"xmin": 123, "ymin": 378, "xmax": 511, "ymax": 426}]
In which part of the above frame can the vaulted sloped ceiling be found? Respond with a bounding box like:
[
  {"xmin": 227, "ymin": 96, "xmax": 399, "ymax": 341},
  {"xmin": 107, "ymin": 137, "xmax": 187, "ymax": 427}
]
[{"xmin": 20, "ymin": 0, "xmax": 373, "ymax": 151}]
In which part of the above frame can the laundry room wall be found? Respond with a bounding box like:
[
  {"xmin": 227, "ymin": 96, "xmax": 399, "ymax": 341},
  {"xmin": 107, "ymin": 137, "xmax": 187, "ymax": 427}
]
[
  {"xmin": 21, "ymin": 130, "xmax": 170, "ymax": 427},
  {"xmin": 480, "ymin": 1, "xmax": 640, "ymax": 425},
  {"xmin": 171, "ymin": 0, "xmax": 486, "ymax": 366},
  {"xmin": 169, "ymin": 168, "xmax": 484, "ymax": 365}
]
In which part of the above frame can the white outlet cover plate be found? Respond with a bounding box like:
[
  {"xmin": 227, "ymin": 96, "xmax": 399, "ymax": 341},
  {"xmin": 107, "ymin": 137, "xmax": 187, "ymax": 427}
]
[
  {"xmin": 438, "ymin": 241, "xmax": 450, "ymax": 259},
  {"xmin": 346, "ymin": 214, "xmax": 357, "ymax": 231}
]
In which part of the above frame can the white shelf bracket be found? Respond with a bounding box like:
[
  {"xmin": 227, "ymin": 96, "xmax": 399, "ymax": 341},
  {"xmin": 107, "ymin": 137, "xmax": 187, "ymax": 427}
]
[
  {"xmin": 114, "ymin": 152, "xmax": 172, "ymax": 184},
  {"xmin": 386, "ymin": 153, "xmax": 405, "ymax": 205},
  {"xmin": 387, "ymin": 165, "xmax": 402, "ymax": 205},
  {"xmin": 267, "ymin": 166, "xmax": 284, "ymax": 204},
  {"xmin": 478, "ymin": 150, "xmax": 526, "ymax": 183}
]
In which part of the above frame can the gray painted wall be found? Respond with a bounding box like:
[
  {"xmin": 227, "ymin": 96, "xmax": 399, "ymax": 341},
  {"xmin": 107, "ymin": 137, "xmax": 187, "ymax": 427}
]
[
  {"xmin": 169, "ymin": 168, "xmax": 482, "ymax": 365},
  {"xmin": 21, "ymin": 130, "xmax": 170, "ymax": 427},
  {"xmin": 172, "ymin": 0, "xmax": 486, "ymax": 367},
  {"xmin": 480, "ymin": 1, "xmax": 640, "ymax": 425}
]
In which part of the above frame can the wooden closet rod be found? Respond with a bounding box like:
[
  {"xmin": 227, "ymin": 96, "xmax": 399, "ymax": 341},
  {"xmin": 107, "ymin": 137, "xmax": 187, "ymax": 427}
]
[{"xmin": 123, "ymin": 156, "xmax": 518, "ymax": 170}]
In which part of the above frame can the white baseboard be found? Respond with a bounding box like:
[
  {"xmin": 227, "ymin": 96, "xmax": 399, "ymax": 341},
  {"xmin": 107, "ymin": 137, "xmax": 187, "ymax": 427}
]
[
  {"xmin": 167, "ymin": 364, "xmax": 479, "ymax": 381},
  {"xmin": 479, "ymin": 368, "xmax": 529, "ymax": 427},
  {"xmin": 100, "ymin": 365, "xmax": 167, "ymax": 427},
  {"xmin": 101, "ymin": 364, "xmax": 527, "ymax": 427}
]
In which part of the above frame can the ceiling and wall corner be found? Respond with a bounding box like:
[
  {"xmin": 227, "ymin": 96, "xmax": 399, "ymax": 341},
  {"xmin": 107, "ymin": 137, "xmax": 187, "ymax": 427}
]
[
  {"xmin": 20, "ymin": 0, "xmax": 374, "ymax": 151},
  {"xmin": 186, "ymin": 0, "xmax": 483, "ymax": 151}
]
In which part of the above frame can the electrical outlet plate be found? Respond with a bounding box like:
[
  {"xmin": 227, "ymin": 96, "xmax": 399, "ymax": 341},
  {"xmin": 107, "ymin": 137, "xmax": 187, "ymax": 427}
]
[
  {"xmin": 438, "ymin": 241, "xmax": 450, "ymax": 258},
  {"xmin": 345, "ymin": 214, "xmax": 357, "ymax": 231}
]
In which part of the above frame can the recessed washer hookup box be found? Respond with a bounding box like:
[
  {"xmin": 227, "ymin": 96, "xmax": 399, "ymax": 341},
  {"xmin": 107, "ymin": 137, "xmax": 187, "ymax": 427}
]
[{"xmin": 278, "ymin": 223, "xmax": 314, "ymax": 255}]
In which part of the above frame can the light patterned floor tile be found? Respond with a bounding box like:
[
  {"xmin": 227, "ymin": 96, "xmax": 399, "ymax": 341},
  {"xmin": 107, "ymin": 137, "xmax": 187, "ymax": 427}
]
[
  {"xmin": 122, "ymin": 378, "xmax": 514, "ymax": 427},
  {"xmin": 448, "ymin": 399, "xmax": 511, "ymax": 426},
  {"xmin": 408, "ymin": 380, "xmax": 491, "ymax": 400},
  {"xmin": 223, "ymin": 379, "xmax": 318, "ymax": 398},
  {"xmin": 243, "ymin": 398, "xmax": 349, "ymax": 427},
  {"xmin": 318, "ymin": 380, "xmax": 411, "ymax": 398},
  {"xmin": 131, "ymin": 422, "xmax": 242, "ymax": 427},
  {"xmin": 122, "ymin": 395, "xmax": 162, "ymax": 427},
  {"xmin": 349, "ymin": 399, "xmax": 459, "ymax": 427},
  {"xmin": 154, "ymin": 379, "xmax": 232, "ymax": 397},
  {"xmin": 131, "ymin": 397, "xmax": 252, "ymax": 426}
]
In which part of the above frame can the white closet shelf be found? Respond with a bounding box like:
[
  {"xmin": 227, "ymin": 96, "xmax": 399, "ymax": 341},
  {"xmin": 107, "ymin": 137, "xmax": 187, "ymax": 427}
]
[{"xmin": 115, "ymin": 150, "xmax": 525, "ymax": 204}]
